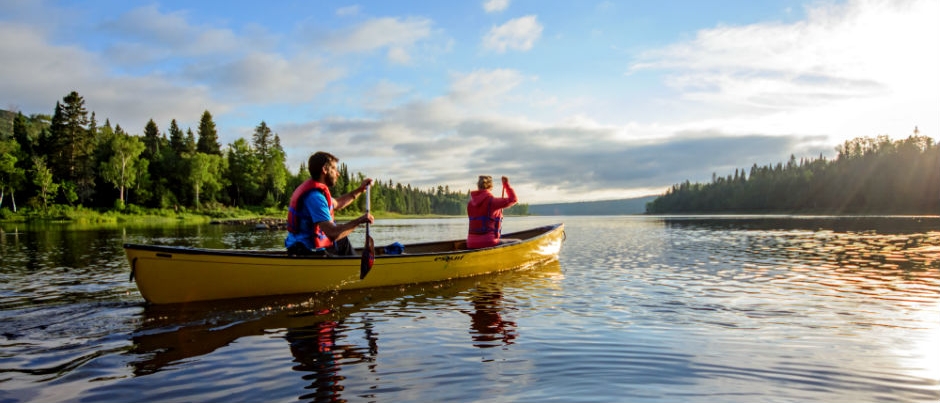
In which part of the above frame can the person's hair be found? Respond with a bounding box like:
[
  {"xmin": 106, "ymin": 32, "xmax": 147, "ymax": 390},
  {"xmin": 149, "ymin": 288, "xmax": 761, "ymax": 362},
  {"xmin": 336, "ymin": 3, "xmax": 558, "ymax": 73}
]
[
  {"xmin": 308, "ymin": 151, "xmax": 338, "ymax": 179},
  {"xmin": 477, "ymin": 175, "xmax": 493, "ymax": 190}
]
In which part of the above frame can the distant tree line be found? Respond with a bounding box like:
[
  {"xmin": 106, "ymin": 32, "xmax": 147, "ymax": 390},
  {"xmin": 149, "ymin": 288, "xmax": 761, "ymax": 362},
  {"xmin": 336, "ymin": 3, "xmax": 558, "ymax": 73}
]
[
  {"xmin": 0, "ymin": 91, "xmax": 528, "ymax": 216},
  {"xmin": 646, "ymin": 133, "xmax": 939, "ymax": 215}
]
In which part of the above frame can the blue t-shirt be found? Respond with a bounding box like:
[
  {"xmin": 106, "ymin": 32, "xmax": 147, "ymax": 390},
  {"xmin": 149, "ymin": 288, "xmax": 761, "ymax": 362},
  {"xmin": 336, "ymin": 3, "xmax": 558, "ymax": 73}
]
[{"xmin": 284, "ymin": 190, "xmax": 332, "ymax": 250}]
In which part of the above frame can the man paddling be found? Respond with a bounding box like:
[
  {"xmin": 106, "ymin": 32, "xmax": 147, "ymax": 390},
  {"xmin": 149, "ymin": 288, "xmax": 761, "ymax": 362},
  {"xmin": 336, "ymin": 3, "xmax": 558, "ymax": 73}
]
[{"xmin": 285, "ymin": 151, "xmax": 374, "ymax": 256}]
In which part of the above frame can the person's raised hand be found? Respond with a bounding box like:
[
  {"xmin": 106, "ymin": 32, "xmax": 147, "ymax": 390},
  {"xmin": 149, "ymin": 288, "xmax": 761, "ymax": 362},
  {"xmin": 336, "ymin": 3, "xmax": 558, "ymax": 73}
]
[{"xmin": 360, "ymin": 178, "xmax": 374, "ymax": 191}]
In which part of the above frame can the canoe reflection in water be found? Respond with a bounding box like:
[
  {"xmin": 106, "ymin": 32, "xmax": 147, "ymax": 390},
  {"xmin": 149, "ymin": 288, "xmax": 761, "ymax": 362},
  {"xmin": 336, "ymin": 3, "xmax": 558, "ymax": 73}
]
[{"xmin": 128, "ymin": 259, "xmax": 563, "ymax": 400}]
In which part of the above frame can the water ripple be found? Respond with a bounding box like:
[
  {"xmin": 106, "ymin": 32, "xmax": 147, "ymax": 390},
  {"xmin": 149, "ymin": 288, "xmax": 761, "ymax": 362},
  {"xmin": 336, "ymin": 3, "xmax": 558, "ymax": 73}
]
[{"xmin": 2, "ymin": 217, "xmax": 939, "ymax": 402}]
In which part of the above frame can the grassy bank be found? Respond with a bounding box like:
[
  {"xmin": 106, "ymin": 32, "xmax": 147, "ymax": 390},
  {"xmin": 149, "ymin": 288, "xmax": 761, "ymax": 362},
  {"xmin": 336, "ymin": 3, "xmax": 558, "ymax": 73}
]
[{"xmin": 0, "ymin": 205, "xmax": 283, "ymax": 225}]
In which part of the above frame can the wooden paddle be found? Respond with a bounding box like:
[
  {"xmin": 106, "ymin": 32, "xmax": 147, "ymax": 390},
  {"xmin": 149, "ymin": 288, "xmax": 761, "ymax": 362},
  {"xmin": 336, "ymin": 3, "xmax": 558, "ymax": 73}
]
[{"xmin": 359, "ymin": 185, "xmax": 374, "ymax": 279}]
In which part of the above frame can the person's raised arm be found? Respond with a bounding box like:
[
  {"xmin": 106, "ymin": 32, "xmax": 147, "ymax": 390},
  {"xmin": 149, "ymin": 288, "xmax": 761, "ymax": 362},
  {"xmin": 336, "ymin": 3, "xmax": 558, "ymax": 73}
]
[
  {"xmin": 334, "ymin": 178, "xmax": 374, "ymax": 211},
  {"xmin": 493, "ymin": 176, "xmax": 517, "ymax": 209}
]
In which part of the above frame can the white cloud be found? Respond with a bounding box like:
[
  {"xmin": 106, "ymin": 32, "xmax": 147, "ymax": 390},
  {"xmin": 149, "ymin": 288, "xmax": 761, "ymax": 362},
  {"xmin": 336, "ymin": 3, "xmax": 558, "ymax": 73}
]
[
  {"xmin": 387, "ymin": 46, "xmax": 412, "ymax": 65},
  {"xmin": 0, "ymin": 23, "xmax": 96, "ymax": 104},
  {"xmin": 320, "ymin": 16, "xmax": 433, "ymax": 64},
  {"xmin": 483, "ymin": 0, "xmax": 510, "ymax": 13},
  {"xmin": 483, "ymin": 15, "xmax": 542, "ymax": 53},
  {"xmin": 275, "ymin": 64, "xmax": 831, "ymax": 203},
  {"xmin": 184, "ymin": 52, "xmax": 345, "ymax": 104},
  {"xmin": 361, "ymin": 80, "xmax": 412, "ymax": 111},
  {"xmin": 101, "ymin": 5, "xmax": 242, "ymax": 59},
  {"xmin": 628, "ymin": 0, "xmax": 939, "ymax": 140},
  {"xmin": 0, "ymin": 21, "xmax": 221, "ymax": 129},
  {"xmin": 448, "ymin": 69, "xmax": 528, "ymax": 107},
  {"xmin": 336, "ymin": 5, "xmax": 361, "ymax": 16}
]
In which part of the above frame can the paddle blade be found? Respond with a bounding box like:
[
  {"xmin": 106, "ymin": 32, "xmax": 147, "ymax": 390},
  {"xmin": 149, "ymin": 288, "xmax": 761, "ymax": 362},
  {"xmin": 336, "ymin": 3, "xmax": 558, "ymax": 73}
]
[{"xmin": 360, "ymin": 226, "xmax": 374, "ymax": 279}]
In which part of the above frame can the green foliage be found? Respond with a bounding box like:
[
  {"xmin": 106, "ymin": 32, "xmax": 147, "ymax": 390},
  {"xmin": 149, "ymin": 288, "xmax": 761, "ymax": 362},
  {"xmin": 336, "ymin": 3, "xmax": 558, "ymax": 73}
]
[
  {"xmin": 1, "ymin": 92, "xmax": 519, "ymax": 219},
  {"xmin": 647, "ymin": 134, "xmax": 940, "ymax": 215},
  {"xmin": 31, "ymin": 156, "xmax": 58, "ymax": 210},
  {"xmin": 100, "ymin": 132, "xmax": 145, "ymax": 202},
  {"xmin": 251, "ymin": 121, "xmax": 290, "ymax": 205},
  {"xmin": 187, "ymin": 152, "xmax": 211, "ymax": 206},
  {"xmin": 60, "ymin": 181, "xmax": 78, "ymax": 205},
  {"xmin": 0, "ymin": 207, "xmax": 14, "ymax": 220},
  {"xmin": 505, "ymin": 203, "xmax": 529, "ymax": 215},
  {"xmin": 225, "ymin": 138, "xmax": 262, "ymax": 206},
  {"xmin": 0, "ymin": 109, "xmax": 16, "ymax": 139},
  {"xmin": 0, "ymin": 138, "xmax": 25, "ymax": 211}
]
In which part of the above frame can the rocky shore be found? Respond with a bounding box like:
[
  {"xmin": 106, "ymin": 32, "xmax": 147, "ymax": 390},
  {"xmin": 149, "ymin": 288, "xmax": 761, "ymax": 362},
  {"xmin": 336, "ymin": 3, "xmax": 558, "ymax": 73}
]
[{"xmin": 211, "ymin": 218, "xmax": 287, "ymax": 230}]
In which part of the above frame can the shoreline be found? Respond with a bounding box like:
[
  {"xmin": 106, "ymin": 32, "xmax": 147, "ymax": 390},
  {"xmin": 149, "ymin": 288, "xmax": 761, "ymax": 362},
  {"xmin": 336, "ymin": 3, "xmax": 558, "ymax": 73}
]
[{"xmin": 215, "ymin": 213, "xmax": 464, "ymax": 230}]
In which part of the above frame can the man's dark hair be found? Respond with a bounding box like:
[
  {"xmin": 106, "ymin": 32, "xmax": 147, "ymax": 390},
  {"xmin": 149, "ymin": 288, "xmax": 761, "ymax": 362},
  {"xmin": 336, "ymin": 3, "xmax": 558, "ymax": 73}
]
[{"xmin": 308, "ymin": 151, "xmax": 338, "ymax": 179}]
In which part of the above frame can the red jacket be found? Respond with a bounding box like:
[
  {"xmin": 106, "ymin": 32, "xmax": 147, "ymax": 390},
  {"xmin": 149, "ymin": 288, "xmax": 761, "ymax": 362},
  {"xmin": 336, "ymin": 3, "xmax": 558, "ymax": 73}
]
[
  {"xmin": 287, "ymin": 179, "xmax": 334, "ymax": 248},
  {"xmin": 467, "ymin": 185, "xmax": 517, "ymax": 249}
]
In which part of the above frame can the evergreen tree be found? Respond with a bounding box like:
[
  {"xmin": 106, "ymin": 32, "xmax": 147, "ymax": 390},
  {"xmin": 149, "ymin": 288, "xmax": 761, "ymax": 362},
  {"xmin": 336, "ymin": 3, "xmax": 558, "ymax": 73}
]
[
  {"xmin": 89, "ymin": 119, "xmax": 119, "ymax": 208},
  {"xmin": 47, "ymin": 91, "xmax": 95, "ymax": 205},
  {"xmin": 13, "ymin": 112, "xmax": 34, "ymax": 157},
  {"xmin": 143, "ymin": 119, "xmax": 160, "ymax": 158},
  {"xmin": 185, "ymin": 128, "xmax": 197, "ymax": 154},
  {"xmin": 169, "ymin": 119, "xmax": 186, "ymax": 154},
  {"xmin": 197, "ymin": 110, "xmax": 221, "ymax": 155},
  {"xmin": 252, "ymin": 120, "xmax": 272, "ymax": 161},
  {"xmin": 141, "ymin": 119, "xmax": 177, "ymax": 208},
  {"xmin": 251, "ymin": 121, "xmax": 289, "ymax": 205}
]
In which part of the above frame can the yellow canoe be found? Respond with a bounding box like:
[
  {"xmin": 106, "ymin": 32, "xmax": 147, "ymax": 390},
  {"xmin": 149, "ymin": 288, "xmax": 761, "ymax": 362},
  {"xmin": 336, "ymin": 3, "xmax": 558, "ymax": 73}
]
[{"xmin": 124, "ymin": 223, "xmax": 565, "ymax": 304}]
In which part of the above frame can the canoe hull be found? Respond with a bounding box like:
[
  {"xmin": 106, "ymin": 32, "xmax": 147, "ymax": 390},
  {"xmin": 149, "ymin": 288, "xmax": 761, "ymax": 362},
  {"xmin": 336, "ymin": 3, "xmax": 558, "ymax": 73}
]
[{"xmin": 125, "ymin": 223, "xmax": 564, "ymax": 304}]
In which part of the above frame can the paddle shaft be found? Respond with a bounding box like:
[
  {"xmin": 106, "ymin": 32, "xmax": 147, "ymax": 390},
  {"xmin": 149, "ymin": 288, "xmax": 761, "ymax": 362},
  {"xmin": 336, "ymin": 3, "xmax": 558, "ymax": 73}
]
[
  {"xmin": 365, "ymin": 185, "xmax": 371, "ymax": 236},
  {"xmin": 359, "ymin": 184, "xmax": 374, "ymax": 279}
]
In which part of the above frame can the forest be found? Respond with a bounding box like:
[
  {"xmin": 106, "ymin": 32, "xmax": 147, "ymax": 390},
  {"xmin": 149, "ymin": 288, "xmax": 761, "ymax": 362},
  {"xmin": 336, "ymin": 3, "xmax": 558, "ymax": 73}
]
[
  {"xmin": 4, "ymin": 92, "xmax": 935, "ymax": 219},
  {"xmin": 0, "ymin": 91, "xmax": 528, "ymax": 219},
  {"xmin": 645, "ymin": 132, "xmax": 939, "ymax": 215}
]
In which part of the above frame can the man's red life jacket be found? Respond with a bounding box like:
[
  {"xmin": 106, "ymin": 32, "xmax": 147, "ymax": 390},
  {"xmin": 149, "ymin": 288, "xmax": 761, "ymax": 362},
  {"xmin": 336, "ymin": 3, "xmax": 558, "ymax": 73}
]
[
  {"xmin": 467, "ymin": 193, "xmax": 502, "ymax": 238},
  {"xmin": 287, "ymin": 179, "xmax": 334, "ymax": 248}
]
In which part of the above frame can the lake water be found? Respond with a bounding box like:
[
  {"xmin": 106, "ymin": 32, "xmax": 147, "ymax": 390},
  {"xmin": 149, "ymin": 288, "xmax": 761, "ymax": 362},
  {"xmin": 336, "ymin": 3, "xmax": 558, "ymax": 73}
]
[{"xmin": 1, "ymin": 215, "xmax": 938, "ymax": 402}]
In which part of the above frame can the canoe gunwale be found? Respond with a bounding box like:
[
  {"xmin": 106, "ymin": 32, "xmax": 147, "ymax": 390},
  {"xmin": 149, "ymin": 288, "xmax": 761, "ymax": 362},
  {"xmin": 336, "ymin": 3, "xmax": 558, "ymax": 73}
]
[{"xmin": 123, "ymin": 223, "xmax": 563, "ymax": 259}]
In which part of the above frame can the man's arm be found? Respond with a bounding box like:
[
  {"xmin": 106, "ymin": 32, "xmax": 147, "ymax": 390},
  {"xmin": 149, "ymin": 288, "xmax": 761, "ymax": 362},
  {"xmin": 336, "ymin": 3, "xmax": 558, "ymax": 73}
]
[
  {"xmin": 316, "ymin": 214, "xmax": 373, "ymax": 241},
  {"xmin": 334, "ymin": 178, "xmax": 374, "ymax": 211}
]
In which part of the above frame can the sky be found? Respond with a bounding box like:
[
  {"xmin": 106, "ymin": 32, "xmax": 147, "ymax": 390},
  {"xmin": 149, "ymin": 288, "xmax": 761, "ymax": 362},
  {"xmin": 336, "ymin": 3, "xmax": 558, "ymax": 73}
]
[{"xmin": 2, "ymin": 0, "xmax": 938, "ymax": 204}]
